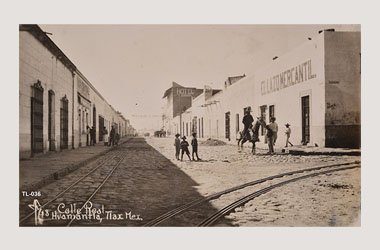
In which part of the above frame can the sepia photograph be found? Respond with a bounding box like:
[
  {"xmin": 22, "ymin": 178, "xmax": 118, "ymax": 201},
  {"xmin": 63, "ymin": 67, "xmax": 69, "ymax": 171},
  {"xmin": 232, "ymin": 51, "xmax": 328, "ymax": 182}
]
[{"xmin": 18, "ymin": 23, "xmax": 362, "ymax": 227}]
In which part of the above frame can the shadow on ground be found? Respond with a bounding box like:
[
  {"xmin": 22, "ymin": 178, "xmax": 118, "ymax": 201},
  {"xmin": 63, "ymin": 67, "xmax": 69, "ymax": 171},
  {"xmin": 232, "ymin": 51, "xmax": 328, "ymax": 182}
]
[{"xmin": 76, "ymin": 137, "xmax": 233, "ymax": 226}]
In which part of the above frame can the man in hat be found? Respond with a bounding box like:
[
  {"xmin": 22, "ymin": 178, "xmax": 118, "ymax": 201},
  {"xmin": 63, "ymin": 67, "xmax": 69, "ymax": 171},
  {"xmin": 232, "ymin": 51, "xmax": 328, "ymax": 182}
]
[
  {"xmin": 242, "ymin": 108, "xmax": 254, "ymax": 138},
  {"xmin": 266, "ymin": 117, "xmax": 278, "ymax": 154},
  {"xmin": 180, "ymin": 136, "xmax": 191, "ymax": 161},
  {"xmin": 285, "ymin": 123, "xmax": 293, "ymax": 147},
  {"xmin": 191, "ymin": 132, "xmax": 201, "ymax": 161}
]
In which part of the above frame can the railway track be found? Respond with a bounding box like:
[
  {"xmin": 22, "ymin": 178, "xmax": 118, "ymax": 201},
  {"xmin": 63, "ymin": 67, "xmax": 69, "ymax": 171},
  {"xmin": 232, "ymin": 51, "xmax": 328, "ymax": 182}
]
[
  {"xmin": 144, "ymin": 160, "xmax": 361, "ymax": 227},
  {"xmin": 19, "ymin": 140, "xmax": 132, "ymax": 226}
]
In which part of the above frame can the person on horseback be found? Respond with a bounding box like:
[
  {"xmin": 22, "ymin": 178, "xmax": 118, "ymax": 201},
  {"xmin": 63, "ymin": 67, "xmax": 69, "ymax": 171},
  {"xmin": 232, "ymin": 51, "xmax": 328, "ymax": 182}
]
[{"xmin": 242, "ymin": 108, "xmax": 254, "ymax": 138}]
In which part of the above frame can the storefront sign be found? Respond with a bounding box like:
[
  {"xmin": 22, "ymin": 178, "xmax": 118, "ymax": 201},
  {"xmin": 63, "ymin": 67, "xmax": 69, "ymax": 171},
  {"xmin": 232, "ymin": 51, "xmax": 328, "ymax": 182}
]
[
  {"xmin": 176, "ymin": 88, "xmax": 194, "ymax": 96},
  {"xmin": 77, "ymin": 77, "xmax": 90, "ymax": 99},
  {"xmin": 261, "ymin": 59, "xmax": 316, "ymax": 95}
]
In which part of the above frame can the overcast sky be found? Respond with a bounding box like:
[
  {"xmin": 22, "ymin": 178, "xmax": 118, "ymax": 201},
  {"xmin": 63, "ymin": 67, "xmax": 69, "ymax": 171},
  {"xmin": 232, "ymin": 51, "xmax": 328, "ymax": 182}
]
[{"xmin": 39, "ymin": 24, "xmax": 360, "ymax": 129}]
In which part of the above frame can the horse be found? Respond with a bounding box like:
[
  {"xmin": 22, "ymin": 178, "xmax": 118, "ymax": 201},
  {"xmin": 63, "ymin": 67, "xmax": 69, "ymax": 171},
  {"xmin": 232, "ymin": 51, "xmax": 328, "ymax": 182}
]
[{"xmin": 239, "ymin": 117, "xmax": 266, "ymax": 154}]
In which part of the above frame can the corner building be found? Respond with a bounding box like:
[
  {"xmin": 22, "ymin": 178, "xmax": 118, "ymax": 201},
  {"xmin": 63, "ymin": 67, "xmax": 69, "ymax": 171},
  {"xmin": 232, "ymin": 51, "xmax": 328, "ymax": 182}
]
[
  {"xmin": 19, "ymin": 25, "xmax": 131, "ymax": 158},
  {"xmin": 254, "ymin": 31, "xmax": 360, "ymax": 148},
  {"xmin": 172, "ymin": 31, "xmax": 360, "ymax": 149}
]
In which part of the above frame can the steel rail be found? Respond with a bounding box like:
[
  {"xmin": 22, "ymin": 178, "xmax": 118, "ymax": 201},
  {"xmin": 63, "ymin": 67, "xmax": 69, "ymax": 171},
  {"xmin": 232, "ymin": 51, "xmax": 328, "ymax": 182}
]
[
  {"xmin": 144, "ymin": 160, "xmax": 360, "ymax": 226},
  {"xmin": 198, "ymin": 164, "xmax": 360, "ymax": 226},
  {"xmin": 66, "ymin": 152, "xmax": 127, "ymax": 226},
  {"xmin": 19, "ymin": 141, "xmax": 130, "ymax": 225}
]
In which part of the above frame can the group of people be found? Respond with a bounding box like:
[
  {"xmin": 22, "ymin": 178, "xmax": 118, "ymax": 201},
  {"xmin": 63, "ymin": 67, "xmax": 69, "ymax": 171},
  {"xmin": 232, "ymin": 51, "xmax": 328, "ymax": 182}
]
[
  {"xmin": 172, "ymin": 109, "xmax": 295, "ymax": 158},
  {"xmin": 174, "ymin": 132, "xmax": 201, "ymax": 161},
  {"xmin": 240, "ymin": 109, "xmax": 293, "ymax": 154},
  {"xmin": 87, "ymin": 125, "xmax": 120, "ymax": 147}
]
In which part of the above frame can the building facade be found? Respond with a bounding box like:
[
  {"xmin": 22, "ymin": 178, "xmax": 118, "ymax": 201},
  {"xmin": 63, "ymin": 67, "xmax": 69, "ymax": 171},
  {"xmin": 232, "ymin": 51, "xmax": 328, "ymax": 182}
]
[
  {"xmin": 19, "ymin": 25, "xmax": 132, "ymax": 158},
  {"xmin": 162, "ymin": 82, "xmax": 203, "ymax": 136},
  {"xmin": 170, "ymin": 30, "xmax": 360, "ymax": 149}
]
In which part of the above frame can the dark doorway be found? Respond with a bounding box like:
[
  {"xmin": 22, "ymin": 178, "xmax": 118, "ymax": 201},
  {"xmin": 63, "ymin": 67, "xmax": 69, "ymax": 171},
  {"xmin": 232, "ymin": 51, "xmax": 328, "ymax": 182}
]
[
  {"xmin": 225, "ymin": 112, "xmax": 230, "ymax": 140},
  {"xmin": 192, "ymin": 116, "xmax": 197, "ymax": 135},
  {"xmin": 48, "ymin": 90, "xmax": 55, "ymax": 151},
  {"xmin": 93, "ymin": 106, "xmax": 96, "ymax": 143},
  {"xmin": 269, "ymin": 105, "xmax": 275, "ymax": 120},
  {"xmin": 31, "ymin": 81, "xmax": 44, "ymax": 154},
  {"xmin": 301, "ymin": 95, "xmax": 310, "ymax": 144},
  {"xmin": 99, "ymin": 116, "xmax": 104, "ymax": 141},
  {"xmin": 60, "ymin": 96, "xmax": 69, "ymax": 150}
]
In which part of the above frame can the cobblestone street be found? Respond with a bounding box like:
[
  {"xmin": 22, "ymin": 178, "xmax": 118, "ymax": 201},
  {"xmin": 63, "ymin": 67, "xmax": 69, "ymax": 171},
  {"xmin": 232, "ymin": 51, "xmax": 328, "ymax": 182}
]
[
  {"xmin": 19, "ymin": 138, "xmax": 223, "ymax": 226},
  {"xmin": 19, "ymin": 136, "xmax": 361, "ymax": 226}
]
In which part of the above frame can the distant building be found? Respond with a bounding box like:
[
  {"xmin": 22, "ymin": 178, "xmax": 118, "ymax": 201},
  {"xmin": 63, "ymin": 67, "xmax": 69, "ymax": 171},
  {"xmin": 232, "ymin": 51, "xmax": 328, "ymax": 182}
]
[{"xmin": 161, "ymin": 82, "xmax": 203, "ymax": 135}]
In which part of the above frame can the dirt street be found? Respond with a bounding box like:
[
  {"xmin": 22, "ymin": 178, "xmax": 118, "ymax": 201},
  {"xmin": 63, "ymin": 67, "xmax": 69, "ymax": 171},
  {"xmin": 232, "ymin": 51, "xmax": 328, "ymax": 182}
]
[{"xmin": 146, "ymin": 137, "xmax": 361, "ymax": 226}]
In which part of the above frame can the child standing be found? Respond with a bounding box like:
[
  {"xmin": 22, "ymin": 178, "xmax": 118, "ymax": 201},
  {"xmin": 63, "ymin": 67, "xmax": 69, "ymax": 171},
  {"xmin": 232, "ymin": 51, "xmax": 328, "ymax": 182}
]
[
  {"xmin": 191, "ymin": 132, "xmax": 201, "ymax": 161},
  {"xmin": 285, "ymin": 123, "xmax": 293, "ymax": 147},
  {"xmin": 174, "ymin": 133, "xmax": 181, "ymax": 160},
  {"xmin": 180, "ymin": 136, "xmax": 191, "ymax": 161}
]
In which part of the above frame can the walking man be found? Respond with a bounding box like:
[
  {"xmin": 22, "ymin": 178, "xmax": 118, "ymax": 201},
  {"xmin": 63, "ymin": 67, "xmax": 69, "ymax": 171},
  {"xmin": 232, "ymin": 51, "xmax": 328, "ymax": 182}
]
[{"xmin": 285, "ymin": 123, "xmax": 294, "ymax": 147}]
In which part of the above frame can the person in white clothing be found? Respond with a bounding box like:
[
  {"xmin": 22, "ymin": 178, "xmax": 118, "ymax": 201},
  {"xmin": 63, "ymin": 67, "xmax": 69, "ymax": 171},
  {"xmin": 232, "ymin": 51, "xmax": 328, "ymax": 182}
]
[{"xmin": 285, "ymin": 123, "xmax": 293, "ymax": 147}]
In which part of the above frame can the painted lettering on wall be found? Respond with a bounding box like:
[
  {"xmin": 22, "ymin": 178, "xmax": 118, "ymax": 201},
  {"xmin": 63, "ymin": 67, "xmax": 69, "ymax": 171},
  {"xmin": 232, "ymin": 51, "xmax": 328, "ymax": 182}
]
[
  {"xmin": 77, "ymin": 77, "xmax": 90, "ymax": 99},
  {"xmin": 176, "ymin": 88, "xmax": 194, "ymax": 96},
  {"xmin": 261, "ymin": 60, "xmax": 316, "ymax": 95}
]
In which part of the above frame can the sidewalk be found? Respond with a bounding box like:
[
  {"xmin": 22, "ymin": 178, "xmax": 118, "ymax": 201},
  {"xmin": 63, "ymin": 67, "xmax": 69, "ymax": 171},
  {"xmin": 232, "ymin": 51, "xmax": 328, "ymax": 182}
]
[
  {"xmin": 19, "ymin": 137, "xmax": 130, "ymax": 191},
  {"xmin": 197, "ymin": 137, "xmax": 361, "ymax": 156}
]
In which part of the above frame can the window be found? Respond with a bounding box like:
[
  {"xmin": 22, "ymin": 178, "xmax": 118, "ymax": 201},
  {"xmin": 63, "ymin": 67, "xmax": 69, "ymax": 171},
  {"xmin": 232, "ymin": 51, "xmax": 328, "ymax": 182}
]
[
  {"xmin": 60, "ymin": 96, "xmax": 69, "ymax": 150},
  {"xmin": 31, "ymin": 81, "xmax": 44, "ymax": 154},
  {"xmin": 301, "ymin": 96, "xmax": 310, "ymax": 144},
  {"xmin": 269, "ymin": 105, "xmax": 275, "ymax": 120},
  {"xmin": 48, "ymin": 90, "xmax": 55, "ymax": 151},
  {"xmin": 225, "ymin": 112, "xmax": 230, "ymax": 140}
]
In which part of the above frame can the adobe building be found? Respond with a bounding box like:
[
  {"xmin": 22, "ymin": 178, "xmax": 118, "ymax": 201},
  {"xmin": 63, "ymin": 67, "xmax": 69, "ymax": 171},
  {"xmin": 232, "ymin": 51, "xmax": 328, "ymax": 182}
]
[
  {"xmin": 174, "ymin": 30, "xmax": 360, "ymax": 149},
  {"xmin": 254, "ymin": 30, "xmax": 360, "ymax": 148},
  {"xmin": 19, "ymin": 25, "xmax": 131, "ymax": 158}
]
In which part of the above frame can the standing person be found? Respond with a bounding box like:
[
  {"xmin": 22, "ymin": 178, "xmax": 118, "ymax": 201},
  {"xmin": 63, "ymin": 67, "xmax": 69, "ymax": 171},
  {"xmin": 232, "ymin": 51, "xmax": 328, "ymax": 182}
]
[
  {"xmin": 271, "ymin": 117, "xmax": 279, "ymax": 145},
  {"xmin": 266, "ymin": 117, "xmax": 277, "ymax": 154},
  {"xmin": 191, "ymin": 132, "xmax": 201, "ymax": 161},
  {"xmin": 236, "ymin": 130, "xmax": 243, "ymax": 147},
  {"xmin": 90, "ymin": 126, "xmax": 96, "ymax": 146},
  {"xmin": 103, "ymin": 126, "xmax": 108, "ymax": 146},
  {"xmin": 109, "ymin": 125, "xmax": 115, "ymax": 146},
  {"xmin": 174, "ymin": 133, "xmax": 181, "ymax": 160},
  {"xmin": 86, "ymin": 125, "xmax": 91, "ymax": 146},
  {"xmin": 180, "ymin": 136, "xmax": 192, "ymax": 161},
  {"xmin": 115, "ymin": 132, "xmax": 120, "ymax": 145},
  {"xmin": 285, "ymin": 123, "xmax": 294, "ymax": 147},
  {"xmin": 242, "ymin": 109, "xmax": 254, "ymax": 138}
]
